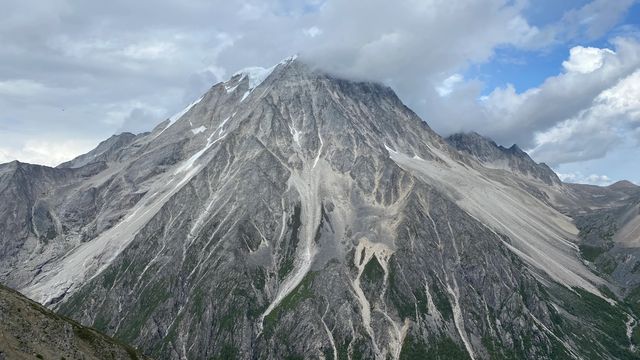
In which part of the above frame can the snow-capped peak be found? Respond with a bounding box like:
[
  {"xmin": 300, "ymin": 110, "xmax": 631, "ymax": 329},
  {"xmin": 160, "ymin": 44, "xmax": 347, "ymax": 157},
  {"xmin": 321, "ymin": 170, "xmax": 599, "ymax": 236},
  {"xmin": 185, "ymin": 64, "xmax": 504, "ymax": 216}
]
[{"xmin": 232, "ymin": 55, "xmax": 298, "ymax": 92}]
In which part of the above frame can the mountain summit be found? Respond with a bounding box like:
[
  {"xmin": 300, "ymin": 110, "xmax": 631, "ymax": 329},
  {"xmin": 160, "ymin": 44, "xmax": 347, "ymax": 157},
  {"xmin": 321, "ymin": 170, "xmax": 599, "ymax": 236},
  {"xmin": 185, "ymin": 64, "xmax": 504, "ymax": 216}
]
[{"xmin": 1, "ymin": 58, "xmax": 638, "ymax": 359}]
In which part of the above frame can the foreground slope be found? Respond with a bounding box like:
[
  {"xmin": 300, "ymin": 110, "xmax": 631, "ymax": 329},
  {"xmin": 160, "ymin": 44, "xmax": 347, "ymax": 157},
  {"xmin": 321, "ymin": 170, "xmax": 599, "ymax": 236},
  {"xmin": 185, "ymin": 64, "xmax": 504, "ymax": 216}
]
[
  {"xmin": 0, "ymin": 58, "xmax": 638, "ymax": 359},
  {"xmin": 0, "ymin": 284, "xmax": 149, "ymax": 359}
]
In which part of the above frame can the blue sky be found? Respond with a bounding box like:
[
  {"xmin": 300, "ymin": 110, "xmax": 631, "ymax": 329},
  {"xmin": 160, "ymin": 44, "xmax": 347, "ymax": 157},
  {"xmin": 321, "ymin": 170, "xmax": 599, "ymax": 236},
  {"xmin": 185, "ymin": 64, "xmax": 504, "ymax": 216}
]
[
  {"xmin": 462, "ymin": 0, "xmax": 640, "ymax": 184},
  {"xmin": 0, "ymin": 0, "xmax": 639, "ymax": 185},
  {"xmin": 472, "ymin": 1, "xmax": 640, "ymax": 94}
]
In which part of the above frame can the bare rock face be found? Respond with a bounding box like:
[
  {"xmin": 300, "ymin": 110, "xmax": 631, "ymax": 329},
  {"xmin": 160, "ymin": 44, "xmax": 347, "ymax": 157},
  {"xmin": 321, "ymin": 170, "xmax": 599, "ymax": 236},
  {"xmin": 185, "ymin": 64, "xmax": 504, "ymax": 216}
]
[
  {"xmin": 57, "ymin": 132, "xmax": 140, "ymax": 169},
  {"xmin": 1, "ymin": 58, "xmax": 639, "ymax": 359},
  {"xmin": 446, "ymin": 132, "xmax": 561, "ymax": 186},
  {"xmin": 0, "ymin": 284, "xmax": 149, "ymax": 360}
]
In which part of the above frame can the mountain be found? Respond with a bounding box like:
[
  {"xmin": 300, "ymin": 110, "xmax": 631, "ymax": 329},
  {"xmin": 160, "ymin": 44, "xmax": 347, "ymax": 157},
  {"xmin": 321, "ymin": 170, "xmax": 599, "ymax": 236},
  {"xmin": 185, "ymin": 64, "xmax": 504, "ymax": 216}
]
[
  {"xmin": 445, "ymin": 133, "xmax": 640, "ymax": 304},
  {"xmin": 446, "ymin": 132, "xmax": 561, "ymax": 186},
  {"xmin": 1, "ymin": 57, "xmax": 639, "ymax": 359},
  {"xmin": 0, "ymin": 283, "xmax": 149, "ymax": 359},
  {"xmin": 564, "ymin": 181, "xmax": 640, "ymax": 298},
  {"xmin": 57, "ymin": 132, "xmax": 141, "ymax": 169}
]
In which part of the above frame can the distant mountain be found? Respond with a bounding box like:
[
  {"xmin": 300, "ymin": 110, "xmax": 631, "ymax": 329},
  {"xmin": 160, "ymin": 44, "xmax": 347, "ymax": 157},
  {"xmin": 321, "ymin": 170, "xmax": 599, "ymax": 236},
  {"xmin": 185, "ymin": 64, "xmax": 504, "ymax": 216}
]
[
  {"xmin": 446, "ymin": 132, "xmax": 561, "ymax": 186},
  {"xmin": 0, "ymin": 284, "xmax": 149, "ymax": 359},
  {"xmin": 0, "ymin": 58, "xmax": 638, "ymax": 359},
  {"xmin": 57, "ymin": 132, "xmax": 141, "ymax": 169}
]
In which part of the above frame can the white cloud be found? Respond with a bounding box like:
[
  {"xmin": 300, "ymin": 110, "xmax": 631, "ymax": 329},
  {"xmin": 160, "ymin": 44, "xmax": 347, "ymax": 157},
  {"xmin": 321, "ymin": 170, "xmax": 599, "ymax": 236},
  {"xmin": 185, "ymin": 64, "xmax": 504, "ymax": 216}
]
[
  {"xmin": 530, "ymin": 68, "xmax": 640, "ymax": 165},
  {"xmin": 303, "ymin": 26, "xmax": 322, "ymax": 38},
  {"xmin": 558, "ymin": 0, "xmax": 636, "ymax": 40},
  {"xmin": 562, "ymin": 46, "xmax": 615, "ymax": 73},
  {"xmin": 121, "ymin": 41, "xmax": 178, "ymax": 60},
  {"xmin": 557, "ymin": 172, "xmax": 613, "ymax": 186},
  {"xmin": 238, "ymin": 3, "xmax": 267, "ymax": 20},
  {"xmin": 469, "ymin": 37, "xmax": 640, "ymax": 150},
  {"xmin": 436, "ymin": 74, "xmax": 463, "ymax": 97},
  {"xmin": 0, "ymin": 79, "xmax": 47, "ymax": 97},
  {"xmin": 0, "ymin": 0, "xmax": 637, "ymax": 169},
  {"xmin": 0, "ymin": 139, "xmax": 98, "ymax": 167}
]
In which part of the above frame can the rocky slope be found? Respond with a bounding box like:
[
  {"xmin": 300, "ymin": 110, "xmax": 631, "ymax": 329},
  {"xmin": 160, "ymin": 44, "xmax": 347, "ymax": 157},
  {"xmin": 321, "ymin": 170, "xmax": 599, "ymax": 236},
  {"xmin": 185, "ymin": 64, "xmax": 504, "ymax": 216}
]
[
  {"xmin": 446, "ymin": 132, "xmax": 640, "ymax": 295},
  {"xmin": 0, "ymin": 284, "xmax": 149, "ymax": 359},
  {"xmin": 446, "ymin": 132, "xmax": 560, "ymax": 186},
  {"xmin": 0, "ymin": 58, "xmax": 638, "ymax": 359},
  {"xmin": 565, "ymin": 182, "xmax": 640, "ymax": 293}
]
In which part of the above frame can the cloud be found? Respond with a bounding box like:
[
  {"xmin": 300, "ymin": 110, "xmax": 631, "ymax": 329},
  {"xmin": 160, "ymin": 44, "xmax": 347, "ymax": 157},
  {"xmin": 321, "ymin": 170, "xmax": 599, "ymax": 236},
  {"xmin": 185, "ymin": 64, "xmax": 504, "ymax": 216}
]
[
  {"xmin": 436, "ymin": 74, "xmax": 464, "ymax": 97},
  {"xmin": 529, "ymin": 67, "xmax": 640, "ymax": 165},
  {"xmin": 451, "ymin": 37, "xmax": 640, "ymax": 152},
  {"xmin": 562, "ymin": 46, "xmax": 615, "ymax": 73},
  {"xmin": 303, "ymin": 26, "xmax": 322, "ymax": 38},
  {"xmin": 0, "ymin": 139, "xmax": 97, "ymax": 167},
  {"xmin": 557, "ymin": 172, "xmax": 614, "ymax": 186},
  {"xmin": 0, "ymin": 79, "xmax": 48, "ymax": 97},
  {"xmin": 558, "ymin": 0, "xmax": 637, "ymax": 41},
  {"xmin": 300, "ymin": 0, "xmax": 544, "ymax": 87},
  {"xmin": 0, "ymin": 0, "xmax": 637, "ymax": 168}
]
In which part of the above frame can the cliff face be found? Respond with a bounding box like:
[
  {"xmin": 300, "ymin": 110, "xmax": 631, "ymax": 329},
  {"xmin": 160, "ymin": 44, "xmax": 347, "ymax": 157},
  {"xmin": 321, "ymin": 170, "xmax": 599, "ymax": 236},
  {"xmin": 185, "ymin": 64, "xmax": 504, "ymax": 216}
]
[{"xmin": 0, "ymin": 58, "xmax": 638, "ymax": 359}]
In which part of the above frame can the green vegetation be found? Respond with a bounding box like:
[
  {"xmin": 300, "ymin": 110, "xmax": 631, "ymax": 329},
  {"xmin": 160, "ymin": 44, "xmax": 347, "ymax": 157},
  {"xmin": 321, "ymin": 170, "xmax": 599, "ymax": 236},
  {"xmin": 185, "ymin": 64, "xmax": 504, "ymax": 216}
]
[
  {"xmin": 74, "ymin": 326, "xmax": 97, "ymax": 343},
  {"xmin": 210, "ymin": 344, "xmax": 238, "ymax": 360},
  {"xmin": 482, "ymin": 336, "xmax": 522, "ymax": 360},
  {"xmin": 263, "ymin": 272, "xmax": 316, "ymax": 335},
  {"xmin": 361, "ymin": 256, "xmax": 385, "ymax": 283},
  {"xmin": 279, "ymin": 205, "xmax": 302, "ymax": 279},
  {"xmin": 597, "ymin": 255, "xmax": 619, "ymax": 275},
  {"xmin": 579, "ymin": 244, "xmax": 606, "ymax": 262},
  {"xmin": 386, "ymin": 260, "xmax": 413, "ymax": 319},
  {"xmin": 625, "ymin": 286, "xmax": 640, "ymax": 316},
  {"xmin": 575, "ymin": 212, "xmax": 617, "ymax": 244},
  {"xmin": 400, "ymin": 335, "xmax": 470, "ymax": 360},
  {"xmin": 1, "ymin": 284, "xmax": 144, "ymax": 360},
  {"xmin": 633, "ymin": 326, "xmax": 640, "ymax": 347},
  {"xmin": 349, "ymin": 338, "xmax": 369, "ymax": 360},
  {"xmin": 431, "ymin": 282, "xmax": 453, "ymax": 321},
  {"xmin": 548, "ymin": 285, "xmax": 637, "ymax": 359},
  {"xmin": 116, "ymin": 279, "xmax": 171, "ymax": 343},
  {"xmin": 279, "ymin": 257, "xmax": 295, "ymax": 279},
  {"xmin": 101, "ymin": 267, "xmax": 118, "ymax": 288},
  {"xmin": 284, "ymin": 355, "xmax": 304, "ymax": 360},
  {"xmin": 336, "ymin": 341, "xmax": 349, "ymax": 360}
]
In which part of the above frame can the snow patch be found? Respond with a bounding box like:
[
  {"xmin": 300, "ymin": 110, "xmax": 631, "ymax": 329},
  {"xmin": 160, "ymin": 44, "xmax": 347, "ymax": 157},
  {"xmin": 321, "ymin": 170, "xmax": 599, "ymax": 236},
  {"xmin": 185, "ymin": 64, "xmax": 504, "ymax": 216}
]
[
  {"xmin": 155, "ymin": 97, "xmax": 203, "ymax": 137},
  {"xmin": 233, "ymin": 55, "xmax": 297, "ymax": 102},
  {"xmin": 312, "ymin": 135, "xmax": 323, "ymax": 168},
  {"xmin": 384, "ymin": 143, "xmax": 398, "ymax": 154},
  {"xmin": 289, "ymin": 122, "xmax": 301, "ymax": 146},
  {"xmin": 216, "ymin": 117, "xmax": 230, "ymax": 136},
  {"xmin": 626, "ymin": 315, "xmax": 637, "ymax": 352},
  {"xmin": 175, "ymin": 132, "xmax": 225, "ymax": 175},
  {"xmin": 169, "ymin": 97, "xmax": 203, "ymax": 125},
  {"xmin": 191, "ymin": 126, "xmax": 206, "ymax": 135},
  {"xmin": 234, "ymin": 66, "xmax": 275, "ymax": 92},
  {"xmin": 224, "ymin": 84, "xmax": 238, "ymax": 93}
]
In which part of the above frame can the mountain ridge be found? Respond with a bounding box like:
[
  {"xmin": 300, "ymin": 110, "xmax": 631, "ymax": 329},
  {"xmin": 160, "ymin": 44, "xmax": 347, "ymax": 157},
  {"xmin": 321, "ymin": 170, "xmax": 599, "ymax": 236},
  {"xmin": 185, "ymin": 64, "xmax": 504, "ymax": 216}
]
[
  {"xmin": 0, "ymin": 283, "xmax": 150, "ymax": 359},
  {"xmin": 446, "ymin": 131, "xmax": 561, "ymax": 186},
  {"xmin": 0, "ymin": 58, "xmax": 638, "ymax": 359}
]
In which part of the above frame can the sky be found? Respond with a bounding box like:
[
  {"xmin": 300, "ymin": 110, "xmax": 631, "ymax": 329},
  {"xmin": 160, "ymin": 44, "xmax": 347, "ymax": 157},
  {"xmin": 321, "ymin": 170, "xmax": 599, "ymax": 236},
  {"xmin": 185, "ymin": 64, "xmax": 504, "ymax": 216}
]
[{"xmin": 0, "ymin": 0, "xmax": 639, "ymax": 186}]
